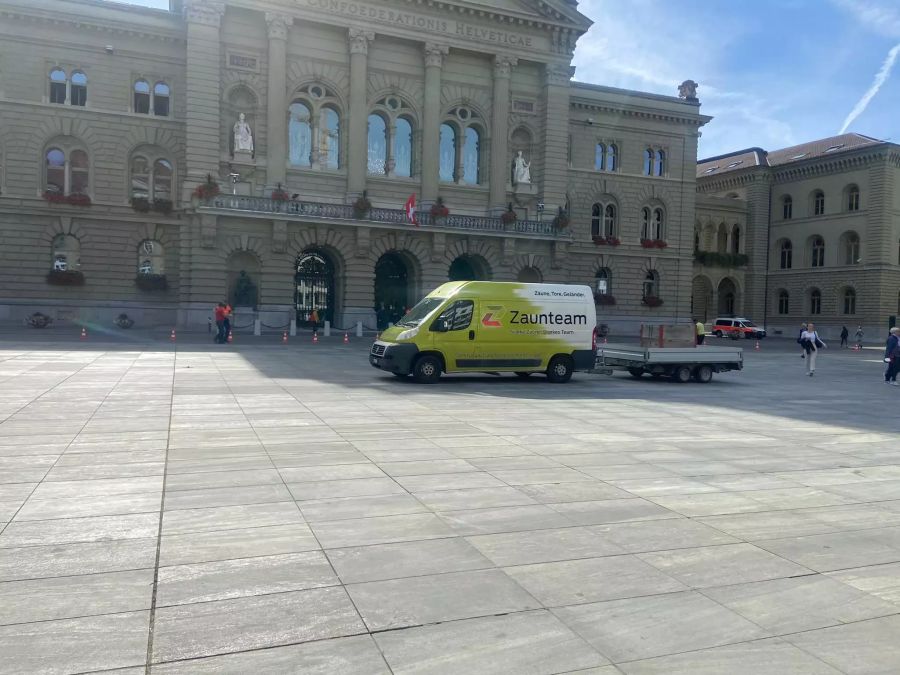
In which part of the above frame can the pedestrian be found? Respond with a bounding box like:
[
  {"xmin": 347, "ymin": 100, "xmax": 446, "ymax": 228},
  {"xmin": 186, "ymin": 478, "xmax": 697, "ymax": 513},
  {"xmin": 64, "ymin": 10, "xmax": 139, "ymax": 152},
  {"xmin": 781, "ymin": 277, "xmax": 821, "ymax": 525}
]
[
  {"xmin": 797, "ymin": 322, "xmax": 807, "ymax": 359},
  {"xmin": 840, "ymin": 326, "xmax": 849, "ymax": 349},
  {"xmin": 223, "ymin": 302, "xmax": 232, "ymax": 341},
  {"xmin": 884, "ymin": 327, "xmax": 900, "ymax": 385},
  {"xmin": 855, "ymin": 325, "xmax": 864, "ymax": 350},
  {"xmin": 213, "ymin": 302, "xmax": 226, "ymax": 343},
  {"xmin": 309, "ymin": 307, "xmax": 319, "ymax": 334},
  {"xmin": 695, "ymin": 319, "xmax": 705, "ymax": 346},
  {"xmin": 800, "ymin": 322, "xmax": 826, "ymax": 376}
]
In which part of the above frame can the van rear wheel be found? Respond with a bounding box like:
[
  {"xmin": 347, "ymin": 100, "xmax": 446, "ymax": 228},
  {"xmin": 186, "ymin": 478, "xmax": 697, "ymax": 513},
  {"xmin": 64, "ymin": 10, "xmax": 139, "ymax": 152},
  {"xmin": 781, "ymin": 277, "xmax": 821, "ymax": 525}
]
[
  {"xmin": 546, "ymin": 356, "xmax": 574, "ymax": 383},
  {"xmin": 412, "ymin": 355, "xmax": 442, "ymax": 384}
]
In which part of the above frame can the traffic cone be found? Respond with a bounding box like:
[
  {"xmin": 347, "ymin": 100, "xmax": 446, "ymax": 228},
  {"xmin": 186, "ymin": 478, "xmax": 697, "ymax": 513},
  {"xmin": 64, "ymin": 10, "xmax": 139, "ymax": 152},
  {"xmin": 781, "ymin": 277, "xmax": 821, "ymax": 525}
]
[
  {"xmin": 282, "ymin": 331, "xmax": 288, "ymax": 344},
  {"xmin": 755, "ymin": 340, "xmax": 760, "ymax": 351},
  {"xmin": 603, "ymin": 336, "xmax": 608, "ymax": 344},
  {"xmin": 227, "ymin": 330, "xmax": 233, "ymax": 343},
  {"xmin": 312, "ymin": 332, "xmax": 318, "ymax": 344},
  {"xmin": 80, "ymin": 327, "xmax": 86, "ymax": 340},
  {"xmin": 343, "ymin": 333, "xmax": 349, "ymax": 344},
  {"xmin": 170, "ymin": 329, "xmax": 176, "ymax": 342}
]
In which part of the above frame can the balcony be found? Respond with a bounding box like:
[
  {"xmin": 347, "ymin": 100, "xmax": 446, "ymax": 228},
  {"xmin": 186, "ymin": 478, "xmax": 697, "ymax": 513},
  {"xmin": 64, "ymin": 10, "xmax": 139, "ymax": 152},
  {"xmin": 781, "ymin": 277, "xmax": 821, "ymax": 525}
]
[
  {"xmin": 694, "ymin": 251, "xmax": 749, "ymax": 268},
  {"xmin": 199, "ymin": 195, "xmax": 568, "ymax": 239}
]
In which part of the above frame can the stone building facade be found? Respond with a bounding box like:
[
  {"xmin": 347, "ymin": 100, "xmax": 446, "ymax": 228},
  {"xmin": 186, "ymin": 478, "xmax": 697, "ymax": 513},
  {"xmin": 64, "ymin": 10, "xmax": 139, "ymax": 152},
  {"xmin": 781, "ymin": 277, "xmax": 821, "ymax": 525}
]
[
  {"xmin": 0, "ymin": 0, "xmax": 707, "ymax": 332},
  {"xmin": 694, "ymin": 133, "xmax": 900, "ymax": 339}
]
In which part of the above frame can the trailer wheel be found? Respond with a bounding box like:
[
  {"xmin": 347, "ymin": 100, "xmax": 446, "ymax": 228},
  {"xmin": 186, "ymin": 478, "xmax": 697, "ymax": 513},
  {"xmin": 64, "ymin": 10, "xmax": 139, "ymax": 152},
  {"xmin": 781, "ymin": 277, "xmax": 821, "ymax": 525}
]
[
  {"xmin": 693, "ymin": 365, "xmax": 713, "ymax": 383},
  {"xmin": 412, "ymin": 355, "xmax": 442, "ymax": 384},
  {"xmin": 673, "ymin": 365, "xmax": 692, "ymax": 383},
  {"xmin": 546, "ymin": 355, "xmax": 574, "ymax": 383},
  {"xmin": 627, "ymin": 368, "xmax": 644, "ymax": 378}
]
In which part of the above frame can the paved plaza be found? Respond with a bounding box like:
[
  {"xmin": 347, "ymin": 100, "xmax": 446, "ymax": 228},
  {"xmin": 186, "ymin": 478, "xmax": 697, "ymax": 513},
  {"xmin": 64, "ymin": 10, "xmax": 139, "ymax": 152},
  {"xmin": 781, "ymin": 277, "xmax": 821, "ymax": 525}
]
[{"xmin": 1, "ymin": 335, "xmax": 900, "ymax": 674}]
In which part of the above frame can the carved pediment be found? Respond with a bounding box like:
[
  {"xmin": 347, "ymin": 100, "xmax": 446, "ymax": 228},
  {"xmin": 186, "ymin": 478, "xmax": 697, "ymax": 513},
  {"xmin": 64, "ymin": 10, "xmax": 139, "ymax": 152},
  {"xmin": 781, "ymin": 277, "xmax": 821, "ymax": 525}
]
[{"xmin": 445, "ymin": 0, "xmax": 592, "ymax": 33}]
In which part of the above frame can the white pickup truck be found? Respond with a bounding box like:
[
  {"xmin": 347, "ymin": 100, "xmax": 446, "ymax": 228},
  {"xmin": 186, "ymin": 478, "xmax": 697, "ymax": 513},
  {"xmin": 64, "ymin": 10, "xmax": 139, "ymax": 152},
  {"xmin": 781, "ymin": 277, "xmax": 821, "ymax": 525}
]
[{"xmin": 595, "ymin": 343, "xmax": 743, "ymax": 383}]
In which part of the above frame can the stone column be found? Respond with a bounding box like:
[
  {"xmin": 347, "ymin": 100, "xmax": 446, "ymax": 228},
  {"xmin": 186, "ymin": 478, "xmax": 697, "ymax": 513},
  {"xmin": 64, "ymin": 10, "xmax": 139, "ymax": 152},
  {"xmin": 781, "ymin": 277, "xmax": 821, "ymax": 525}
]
[
  {"xmin": 183, "ymin": 0, "xmax": 225, "ymax": 199},
  {"xmin": 421, "ymin": 43, "xmax": 448, "ymax": 206},
  {"xmin": 265, "ymin": 12, "xmax": 291, "ymax": 189},
  {"xmin": 347, "ymin": 28, "xmax": 374, "ymax": 199},
  {"xmin": 541, "ymin": 63, "xmax": 574, "ymax": 215},
  {"xmin": 490, "ymin": 55, "xmax": 516, "ymax": 213}
]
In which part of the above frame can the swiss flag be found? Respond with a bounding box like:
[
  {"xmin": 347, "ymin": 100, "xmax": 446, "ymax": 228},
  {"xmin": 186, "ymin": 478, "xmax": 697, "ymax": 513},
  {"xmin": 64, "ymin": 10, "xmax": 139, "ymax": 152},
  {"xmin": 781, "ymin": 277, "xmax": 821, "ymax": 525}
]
[{"xmin": 404, "ymin": 194, "xmax": 417, "ymax": 226}]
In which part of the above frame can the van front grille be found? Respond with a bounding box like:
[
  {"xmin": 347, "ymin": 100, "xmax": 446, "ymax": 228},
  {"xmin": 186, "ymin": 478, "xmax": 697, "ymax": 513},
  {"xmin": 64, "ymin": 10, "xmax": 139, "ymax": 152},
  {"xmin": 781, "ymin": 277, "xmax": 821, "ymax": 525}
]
[{"xmin": 371, "ymin": 344, "xmax": 386, "ymax": 357}]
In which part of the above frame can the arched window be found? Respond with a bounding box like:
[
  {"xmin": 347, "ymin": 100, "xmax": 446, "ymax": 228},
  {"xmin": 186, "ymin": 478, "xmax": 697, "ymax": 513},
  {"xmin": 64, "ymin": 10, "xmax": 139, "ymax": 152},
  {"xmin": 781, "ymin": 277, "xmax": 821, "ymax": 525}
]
[
  {"xmin": 604, "ymin": 204, "xmax": 617, "ymax": 238},
  {"xmin": 50, "ymin": 68, "xmax": 67, "ymax": 104},
  {"xmin": 654, "ymin": 149, "xmax": 666, "ymax": 176},
  {"xmin": 320, "ymin": 107, "xmax": 340, "ymax": 170},
  {"xmin": 439, "ymin": 123, "xmax": 456, "ymax": 182},
  {"xmin": 45, "ymin": 147, "xmax": 89, "ymax": 196},
  {"xmin": 813, "ymin": 190, "xmax": 825, "ymax": 216},
  {"xmin": 70, "ymin": 150, "xmax": 89, "ymax": 194},
  {"xmin": 810, "ymin": 288, "xmax": 822, "ymax": 315},
  {"xmin": 842, "ymin": 288, "xmax": 856, "ymax": 315},
  {"xmin": 288, "ymin": 102, "xmax": 312, "ymax": 167},
  {"xmin": 606, "ymin": 144, "xmax": 618, "ymax": 172},
  {"xmin": 45, "ymin": 149, "xmax": 66, "ymax": 194},
  {"xmin": 847, "ymin": 185, "xmax": 860, "ymax": 212},
  {"xmin": 731, "ymin": 225, "xmax": 741, "ymax": 254},
  {"xmin": 780, "ymin": 240, "xmax": 793, "ymax": 269},
  {"xmin": 367, "ymin": 113, "xmax": 388, "ymax": 175},
  {"xmin": 694, "ymin": 229, "xmax": 700, "ymax": 252},
  {"xmin": 52, "ymin": 234, "xmax": 80, "ymax": 272},
  {"xmin": 778, "ymin": 290, "xmax": 789, "ymax": 315},
  {"xmin": 154, "ymin": 159, "xmax": 172, "ymax": 201},
  {"xmin": 842, "ymin": 232, "xmax": 860, "ymax": 265},
  {"xmin": 130, "ymin": 156, "xmax": 150, "ymax": 200},
  {"xmin": 782, "ymin": 195, "xmax": 793, "ymax": 220},
  {"xmin": 595, "ymin": 143, "xmax": 606, "ymax": 171},
  {"xmin": 70, "ymin": 71, "xmax": 87, "ymax": 107},
  {"xmin": 462, "ymin": 127, "xmax": 480, "ymax": 185},
  {"xmin": 590, "ymin": 203, "xmax": 602, "ymax": 237},
  {"xmin": 153, "ymin": 82, "xmax": 170, "ymax": 117},
  {"xmin": 130, "ymin": 153, "xmax": 173, "ymax": 203},
  {"xmin": 137, "ymin": 240, "xmax": 165, "ymax": 275},
  {"xmin": 517, "ymin": 266, "xmax": 542, "ymax": 283},
  {"xmin": 643, "ymin": 149, "xmax": 653, "ymax": 176},
  {"xmin": 653, "ymin": 208, "xmax": 665, "ymax": 240},
  {"xmin": 811, "ymin": 236, "xmax": 825, "ymax": 267},
  {"xmin": 134, "ymin": 80, "xmax": 151, "ymax": 114},
  {"xmin": 640, "ymin": 207, "xmax": 651, "ymax": 239},
  {"xmin": 394, "ymin": 117, "xmax": 413, "ymax": 178},
  {"xmin": 717, "ymin": 224, "xmax": 728, "ymax": 253},
  {"xmin": 595, "ymin": 268, "xmax": 611, "ymax": 295},
  {"xmin": 643, "ymin": 270, "xmax": 660, "ymax": 299}
]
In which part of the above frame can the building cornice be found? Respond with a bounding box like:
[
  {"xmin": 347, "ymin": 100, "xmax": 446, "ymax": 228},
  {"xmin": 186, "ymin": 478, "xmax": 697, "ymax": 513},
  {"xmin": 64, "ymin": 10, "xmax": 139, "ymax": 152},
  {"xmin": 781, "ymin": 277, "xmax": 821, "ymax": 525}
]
[
  {"xmin": 697, "ymin": 168, "xmax": 770, "ymax": 193},
  {"xmin": 569, "ymin": 100, "xmax": 707, "ymax": 127},
  {"xmin": 0, "ymin": 6, "xmax": 185, "ymax": 44},
  {"xmin": 771, "ymin": 148, "xmax": 886, "ymax": 182}
]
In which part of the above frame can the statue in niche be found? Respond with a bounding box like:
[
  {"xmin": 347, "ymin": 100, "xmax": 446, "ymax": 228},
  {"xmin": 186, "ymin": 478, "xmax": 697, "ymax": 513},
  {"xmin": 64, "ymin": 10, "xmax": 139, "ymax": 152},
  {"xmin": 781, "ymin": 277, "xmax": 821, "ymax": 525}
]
[
  {"xmin": 513, "ymin": 150, "xmax": 531, "ymax": 185},
  {"xmin": 233, "ymin": 112, "xmax": 254, "ymax": 154},
  {"xmin": 232, "ymin": 270, "xmax": 258, "ymax": 308}
]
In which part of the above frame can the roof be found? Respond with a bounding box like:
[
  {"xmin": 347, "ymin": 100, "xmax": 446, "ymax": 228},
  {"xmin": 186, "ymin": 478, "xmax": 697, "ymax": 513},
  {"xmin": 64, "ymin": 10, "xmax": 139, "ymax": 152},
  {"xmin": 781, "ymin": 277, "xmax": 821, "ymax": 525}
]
[{"xmin": 697, "ymin": 133, "xmax": 886, "ymax": 178}]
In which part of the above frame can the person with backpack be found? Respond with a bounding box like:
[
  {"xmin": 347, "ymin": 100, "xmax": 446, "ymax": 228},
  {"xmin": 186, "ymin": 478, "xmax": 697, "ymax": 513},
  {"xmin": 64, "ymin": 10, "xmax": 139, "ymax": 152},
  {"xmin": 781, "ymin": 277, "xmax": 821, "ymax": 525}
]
[
  {"xmin": 797, "ymin": 322, "xmax": 807, "ymax": 359},
  {"xmin": 800, "ymin": 322, "xmax": 826, "ymax": 376},
  {"xmin": 840, "ymin": 326, "xmax": 849, "ymax": 348},
  {"xmin": 884, "ymin": 327, "xmax": 900, "ymax": 385}
]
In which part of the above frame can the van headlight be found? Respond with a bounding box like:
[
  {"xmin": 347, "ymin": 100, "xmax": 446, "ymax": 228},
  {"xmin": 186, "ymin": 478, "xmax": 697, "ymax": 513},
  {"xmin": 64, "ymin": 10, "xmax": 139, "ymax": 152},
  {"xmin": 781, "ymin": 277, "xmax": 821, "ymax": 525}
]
[{"xmin": 397, "ymin": 327, "xmax": 419, "ymax": 341}]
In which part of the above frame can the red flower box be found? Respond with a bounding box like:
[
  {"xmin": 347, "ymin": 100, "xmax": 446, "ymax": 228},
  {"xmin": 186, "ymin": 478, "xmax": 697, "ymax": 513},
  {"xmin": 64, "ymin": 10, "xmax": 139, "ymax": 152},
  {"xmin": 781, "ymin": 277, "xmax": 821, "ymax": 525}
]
[
  {"xmin": 641, "ymin": 239, "xmax": 667, "ymax": 248},
  {"xmin": 594, "ymin": 293, "xmax": 617, "ymax": 306},
  {"xmin": 592, "ymin": 236, "xmax": 620, "ymax": 246},
  {"xmin": 642, "ymin": 296, "xmax": 664, "ymax": 307}
]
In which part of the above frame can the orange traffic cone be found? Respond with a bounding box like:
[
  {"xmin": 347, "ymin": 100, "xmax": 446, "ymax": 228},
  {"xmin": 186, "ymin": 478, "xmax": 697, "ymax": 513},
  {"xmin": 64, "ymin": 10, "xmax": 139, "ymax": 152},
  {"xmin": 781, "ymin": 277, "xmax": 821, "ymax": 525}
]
[
  {"xmin": 227, "ymin": 330, "xmax": 233, "ymax": 343},
  {"xmin": 755, "ymin": 340, "xmax": 760, "ymax": 351},
  {"xmin": 312, "ymin": 332, "xmax": 318, "ymax": 344},
  {"xmin": 282, "ymin": 331, "xmax": 288, "ymax": 344},
  {"xmin": 343, "ymin": 333, "xmax": 349, "ymax": 344},
  {"xmin": 170, "ymin": 329, "xmax": 176, "ymax": 342},
  {"xmin": 80, "ymin": 327, "xmax": 86, "ymax": 340},
  {"xmin": 602, "ymin": 336, "xmax": 608, "ymax": 344}
]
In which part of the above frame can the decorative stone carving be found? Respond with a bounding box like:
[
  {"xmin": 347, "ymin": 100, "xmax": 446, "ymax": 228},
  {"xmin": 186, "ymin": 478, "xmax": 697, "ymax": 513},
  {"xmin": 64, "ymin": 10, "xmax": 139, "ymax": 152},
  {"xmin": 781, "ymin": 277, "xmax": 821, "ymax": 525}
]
[
  {"xmin": 513, "ymin": 150, "xmax": 531, "ymax": 185},
  {"xmin": 233, "ymin": 113, "xmax": 254, "ymax": 154},
  {"xmin": 494, "ymin": 54, "xmax": 518, "ymax": 79},
  {"xmin": 200, "ymin": 214, "xmax": 217, "ymax": 249},
  {"xmin": 184, "ymin": 0, "xmax": 225, "ymax": 27},
  {"xmin": 265, "ymin": 12, "xmax": 291, "ymax": 40},
  {"xmin": 424, "ymin": 43, "xmax": 449, "ymax": 68},
  {"xmin": 678, "ymin": 80, "xmax": 699, "ymax": 101},
  {"xmin": 272, "ymin": 219, "xmax": 287, "ymax": 253},
  {"xmin": 431, "ymin": 231, "xmax": 446, "ymax": 263},
  {"xmin": 545, "ymin": 64, "xmax": 575, "ymax": 87},
  {"xmin": 349, "ymin": 28, "xmax": 374, "ymax": 55},
  {"xmin": 355, "ymin": 227, "xmax": 370, "ymax": 258}
]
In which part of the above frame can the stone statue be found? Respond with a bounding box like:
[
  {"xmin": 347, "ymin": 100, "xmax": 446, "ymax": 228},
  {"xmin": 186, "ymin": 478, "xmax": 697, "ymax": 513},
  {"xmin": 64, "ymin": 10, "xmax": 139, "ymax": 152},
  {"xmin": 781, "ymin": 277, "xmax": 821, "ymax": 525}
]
[
  {"xmin": 678, "ymin": 80, "xmax": 699, "ymax": 101},
  {"xmin": 513, "ymin": 150, "xmax": 531, "ymax": 185},
  {"xmin": 233, "ymin": 112, "xmax": 254, "ymax": 154}
]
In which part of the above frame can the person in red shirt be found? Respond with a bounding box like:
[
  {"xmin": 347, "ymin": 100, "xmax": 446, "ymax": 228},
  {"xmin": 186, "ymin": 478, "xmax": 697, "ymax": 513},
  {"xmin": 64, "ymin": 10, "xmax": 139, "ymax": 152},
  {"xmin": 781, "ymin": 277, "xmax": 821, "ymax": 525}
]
[
  {"xmin": 223, "ymin": 303, "xmax": 232, "ymax": 341},
  {"xmin": 213, "ymin": 303, "xmax": 226, "ymax": 343}
]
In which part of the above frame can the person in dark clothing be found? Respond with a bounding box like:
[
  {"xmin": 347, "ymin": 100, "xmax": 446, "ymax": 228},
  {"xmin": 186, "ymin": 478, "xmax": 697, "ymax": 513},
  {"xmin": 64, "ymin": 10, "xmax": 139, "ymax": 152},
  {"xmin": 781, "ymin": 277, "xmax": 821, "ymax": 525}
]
[
  {"xmin": 840, "ymin": 326, "xmax": 849, "ymax": 348},
  {"xmin": 213, "ymin": 303, "xmax": 226, "ymax": 343},
  {"xmin": 797, "ymin": 322, "xmax": 807, "ymax": 359},
  {"xmin": 884, "ymin": 327, "xmax": 900, "ymax": 385}
]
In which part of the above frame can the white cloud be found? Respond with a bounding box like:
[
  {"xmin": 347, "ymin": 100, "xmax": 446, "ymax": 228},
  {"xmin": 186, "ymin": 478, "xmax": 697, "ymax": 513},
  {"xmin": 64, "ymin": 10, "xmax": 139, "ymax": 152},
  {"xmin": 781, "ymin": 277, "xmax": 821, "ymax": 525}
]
[
  {"xmin": 830, "ymin": 0, "xmax": 900, "ymax": 38},
  {"xmin": 840, "ymin": 43, "xmax": 900, "ymax": 133}
]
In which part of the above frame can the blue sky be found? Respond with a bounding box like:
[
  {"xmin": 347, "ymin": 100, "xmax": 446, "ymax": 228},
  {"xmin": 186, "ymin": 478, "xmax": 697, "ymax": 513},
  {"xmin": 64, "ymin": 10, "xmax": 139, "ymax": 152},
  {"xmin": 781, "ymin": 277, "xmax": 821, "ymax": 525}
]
[{"xmin": 123, "ymin": 0, "xmax": 900, "ymax": 159}]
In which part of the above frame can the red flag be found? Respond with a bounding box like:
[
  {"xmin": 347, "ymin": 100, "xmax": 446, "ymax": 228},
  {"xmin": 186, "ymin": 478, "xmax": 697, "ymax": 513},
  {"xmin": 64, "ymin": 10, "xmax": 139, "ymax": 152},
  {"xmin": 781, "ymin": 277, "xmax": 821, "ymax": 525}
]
[{"xmin": 404, "ymin": 194, "xmax": 417, "ymax": 226}]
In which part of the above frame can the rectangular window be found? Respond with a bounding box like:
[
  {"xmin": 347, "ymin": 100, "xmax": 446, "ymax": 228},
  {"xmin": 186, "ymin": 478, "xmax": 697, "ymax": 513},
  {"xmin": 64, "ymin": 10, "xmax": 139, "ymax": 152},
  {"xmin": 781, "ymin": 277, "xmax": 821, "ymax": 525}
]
[
  {"xmin": 848, "ymin": 191, "xmax": 860, "ymax": 211},
  {"xmin": 134, "ymin": 92, "xmax": 150, "ymax": 114},
  {"xmin": 50, "ymin": 82, "xmax": 67, "ymax": 104},
  {"xmin": 778, "ymin": 295, "xmax": 789, "ymax": 315},
  {"xmin": 512, "ymin": 99, "xmax": 535, "ymax": 114},
  {"xmin": 70, "ymin": 85, "xmax": 86, "ymax": 107},
  {"xmin": 783, "ymin": 200, "xmax": 792, "ymax": 220},
  {"xmin": 153, "ymin": 96, "xmax": 169, "ymax": 117},
  {"xmin": 814, "ymin": 194, "xmax": 825, "ymax": 216}
]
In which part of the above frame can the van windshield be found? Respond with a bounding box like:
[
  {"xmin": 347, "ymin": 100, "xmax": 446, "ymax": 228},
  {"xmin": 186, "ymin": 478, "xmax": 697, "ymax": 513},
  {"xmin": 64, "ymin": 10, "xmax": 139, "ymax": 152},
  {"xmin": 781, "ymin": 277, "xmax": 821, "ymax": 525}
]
[
  {"xmin": 741, "ymin": 321, "xmax": 756, "ymax": 327},
  {"xmin": 395, "ymin": 297, "xmax": 445, "ymax": 327}
]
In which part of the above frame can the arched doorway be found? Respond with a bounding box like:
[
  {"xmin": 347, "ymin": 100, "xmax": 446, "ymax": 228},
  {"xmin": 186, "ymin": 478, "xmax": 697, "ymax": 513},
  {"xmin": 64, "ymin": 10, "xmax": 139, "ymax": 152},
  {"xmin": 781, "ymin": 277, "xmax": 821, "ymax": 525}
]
[
  {"xmin": 226, "ymin": 251, "xmax": 260, "ymax": 309},
  {"xmin": 448, "ymin": 255, "xmax": 490, "ymax": 281},
  {"xmin": 691, "ymin": 275, "xmax": 713, "ymax": 322},
  {"xmin": 295, "ymin": 250, "xmax": 335, "ymax": 327},
  {"xmin": 718, "ymin": 277, "xmax": 738, "ymax": 316},
  {"xmin": 374, "ymin": 252, "xmax": 412, "ymax": 330},
  {"xmin": 517, "ymin": 266, "xmax": 542, "ymax": 283}
]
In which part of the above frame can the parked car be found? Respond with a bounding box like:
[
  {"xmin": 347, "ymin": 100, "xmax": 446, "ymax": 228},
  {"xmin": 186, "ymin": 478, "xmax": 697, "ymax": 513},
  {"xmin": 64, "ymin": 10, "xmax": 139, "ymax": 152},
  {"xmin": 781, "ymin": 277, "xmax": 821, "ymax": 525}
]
[{"xmin": 712, "ymin": 317, "xmax": 766, "ymax": 339}]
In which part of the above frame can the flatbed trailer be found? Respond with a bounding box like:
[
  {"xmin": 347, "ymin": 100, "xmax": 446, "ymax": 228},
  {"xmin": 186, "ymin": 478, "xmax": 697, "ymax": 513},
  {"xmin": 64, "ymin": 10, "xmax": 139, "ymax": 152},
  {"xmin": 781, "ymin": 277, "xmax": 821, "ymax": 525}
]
[{"xmin": 595, "ymin": 343, "xmax": 743, "ymax": 383}]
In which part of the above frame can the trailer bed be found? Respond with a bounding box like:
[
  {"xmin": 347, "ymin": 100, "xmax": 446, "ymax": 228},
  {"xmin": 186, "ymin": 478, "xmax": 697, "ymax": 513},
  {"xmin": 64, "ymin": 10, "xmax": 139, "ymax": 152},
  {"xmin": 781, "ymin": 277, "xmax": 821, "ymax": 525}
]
[{"xmin": 595, "ymin": 343, "xmax": 743, "ymax": 383}]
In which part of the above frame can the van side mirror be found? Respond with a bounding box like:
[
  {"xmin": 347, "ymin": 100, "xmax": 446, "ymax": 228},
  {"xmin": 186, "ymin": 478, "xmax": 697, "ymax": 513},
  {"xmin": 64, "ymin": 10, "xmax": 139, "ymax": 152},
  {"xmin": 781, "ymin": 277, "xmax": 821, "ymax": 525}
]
[{"xmin": 431, "ymin": 318, "xmax": 449, "ymax": 332}]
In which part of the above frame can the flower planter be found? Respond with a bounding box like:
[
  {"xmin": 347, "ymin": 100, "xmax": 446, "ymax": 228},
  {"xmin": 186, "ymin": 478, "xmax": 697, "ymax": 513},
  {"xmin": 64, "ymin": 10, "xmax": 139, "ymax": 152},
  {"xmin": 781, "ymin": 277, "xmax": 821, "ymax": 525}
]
[
  {"xmin": 594, "ymin": 293, "xmax": 617, "ymax": 306},
  {"xmin": 592, "ymin": 236, "xmax": 620, "ymax": 246},
  {"xmin": 44, "ymin": 192, "xmax": 91, "ymax": 206},
  {"xmin": 192, "ymin": 175, "xmax": 221, "ymax": 200},
  {"xmin": 152, "ymin": 199, "xmax": 173, "ymax": 215},
  {"xmin": 642, "ymin": 296, "xmax": 664, "ymax": 308},
  {"xmin": 131, "ymin": 197, "xmax": 151, "ymax": 213},
  {"xmin": 641, "ymin": 239, "xmax": 667, "ymax": 249},
  {"xmin": 135, "ymin": 274, "xmax": 168, "ymax": 291},
  {"xmin": 46, "ymin": 270, "xmax": 85, "ymax": 286},
  {"xmin": 27, "ymin": 312, "xmax": 52, "ymax": 328}
]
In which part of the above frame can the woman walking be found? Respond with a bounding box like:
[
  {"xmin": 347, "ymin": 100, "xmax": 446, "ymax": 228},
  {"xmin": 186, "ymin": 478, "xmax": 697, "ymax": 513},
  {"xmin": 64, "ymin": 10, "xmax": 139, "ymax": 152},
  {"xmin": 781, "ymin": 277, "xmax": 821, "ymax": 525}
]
[
  {"xmin": 800, "ymin": 322, "xmax": 826, "ymax": 376},
  {"xmin": 884, "ymin": 327, "xmax": 900, "ymax": 385}
]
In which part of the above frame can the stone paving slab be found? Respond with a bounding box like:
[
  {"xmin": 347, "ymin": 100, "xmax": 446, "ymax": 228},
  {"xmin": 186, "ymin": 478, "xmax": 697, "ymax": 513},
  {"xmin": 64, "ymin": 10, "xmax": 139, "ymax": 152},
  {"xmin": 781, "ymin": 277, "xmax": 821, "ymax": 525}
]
[{"xmin": 1, "ymin": 339, "xmax": 900, "ymax": 672}]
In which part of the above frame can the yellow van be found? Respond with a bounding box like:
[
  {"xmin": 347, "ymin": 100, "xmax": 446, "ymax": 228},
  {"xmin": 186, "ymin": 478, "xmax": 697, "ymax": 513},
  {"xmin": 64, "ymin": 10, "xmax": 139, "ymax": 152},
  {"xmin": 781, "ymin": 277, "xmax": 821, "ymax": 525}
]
[{"xmin": 369, "ymin": 281, "xmax": 597, "ymax": 383}]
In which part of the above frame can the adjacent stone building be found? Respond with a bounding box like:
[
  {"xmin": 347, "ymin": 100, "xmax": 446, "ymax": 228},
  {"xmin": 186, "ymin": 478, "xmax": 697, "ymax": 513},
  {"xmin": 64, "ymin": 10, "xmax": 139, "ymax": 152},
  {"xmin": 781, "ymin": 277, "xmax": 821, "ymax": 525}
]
[
  {"xmin": 694, "ymin": 133, "xmax": 900, "ymax": 338},
  {"xmin": 0, "ymin": 0, "xmax": 707, "ymax": 332}
]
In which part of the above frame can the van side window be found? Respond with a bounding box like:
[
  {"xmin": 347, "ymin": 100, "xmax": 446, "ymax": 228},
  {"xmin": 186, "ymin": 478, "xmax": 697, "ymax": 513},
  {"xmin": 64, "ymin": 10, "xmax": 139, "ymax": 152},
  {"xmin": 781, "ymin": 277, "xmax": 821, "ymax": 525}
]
[{"xmin": 437, "ymin": 300, "xmax": 474, "ymax": 331}]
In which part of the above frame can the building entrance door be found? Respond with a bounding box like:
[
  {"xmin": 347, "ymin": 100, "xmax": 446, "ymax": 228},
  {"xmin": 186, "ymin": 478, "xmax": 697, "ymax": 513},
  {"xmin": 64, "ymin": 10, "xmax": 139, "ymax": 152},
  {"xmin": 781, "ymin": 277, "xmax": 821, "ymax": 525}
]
[
  {"xmin": 374, "ymin": 253, "xmax": 410, "ymax": 330},
  {"xmin": 295, "ymin": 251, "xmax": 335, "ymax": 327}
]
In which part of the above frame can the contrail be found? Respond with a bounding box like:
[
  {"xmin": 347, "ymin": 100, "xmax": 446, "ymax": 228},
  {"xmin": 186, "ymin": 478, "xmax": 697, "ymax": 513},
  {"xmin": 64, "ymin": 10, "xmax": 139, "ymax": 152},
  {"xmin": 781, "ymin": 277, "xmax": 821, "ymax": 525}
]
[{"xmin": 840, "ymin": 42, "xmax": 900, "ymax": 133}]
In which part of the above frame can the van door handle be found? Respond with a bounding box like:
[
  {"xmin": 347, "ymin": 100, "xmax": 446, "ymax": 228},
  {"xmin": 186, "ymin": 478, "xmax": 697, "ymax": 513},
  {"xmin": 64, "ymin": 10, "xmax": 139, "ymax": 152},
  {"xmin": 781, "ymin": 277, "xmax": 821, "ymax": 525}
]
[{"xmin": 468, "ymin": 330, "xmax": 475, "ymax": 341}]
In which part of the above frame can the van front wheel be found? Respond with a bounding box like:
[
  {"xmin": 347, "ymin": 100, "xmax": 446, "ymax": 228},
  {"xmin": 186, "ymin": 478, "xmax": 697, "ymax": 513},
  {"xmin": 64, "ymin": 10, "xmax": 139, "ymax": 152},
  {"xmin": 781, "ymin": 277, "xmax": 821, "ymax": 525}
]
[
  {"xmin": 546, "ymin": 356, "xmax": 574, "ymax": 383},
  {"xmin": 412, "ymin": 355, "xmax": 442, "ymax": 384}
]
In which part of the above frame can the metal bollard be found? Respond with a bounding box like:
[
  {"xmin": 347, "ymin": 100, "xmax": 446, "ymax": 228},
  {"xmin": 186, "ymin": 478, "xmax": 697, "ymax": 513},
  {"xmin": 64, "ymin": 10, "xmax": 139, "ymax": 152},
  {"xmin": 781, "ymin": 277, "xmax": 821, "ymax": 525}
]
[
  {"xmin": 324, "ymin": 320, "xmax": 331, "ymax": 338},
  {"xmin": 356, "ymin": 321, "xmax": 363, "ymax": 338},
  {"xmin": 289, "ymin": 319, "xmax": 297, "ymax": 337},
  {"xmin": 253, "ymin": 318, "xmax": 261, "ymax": 336}
]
